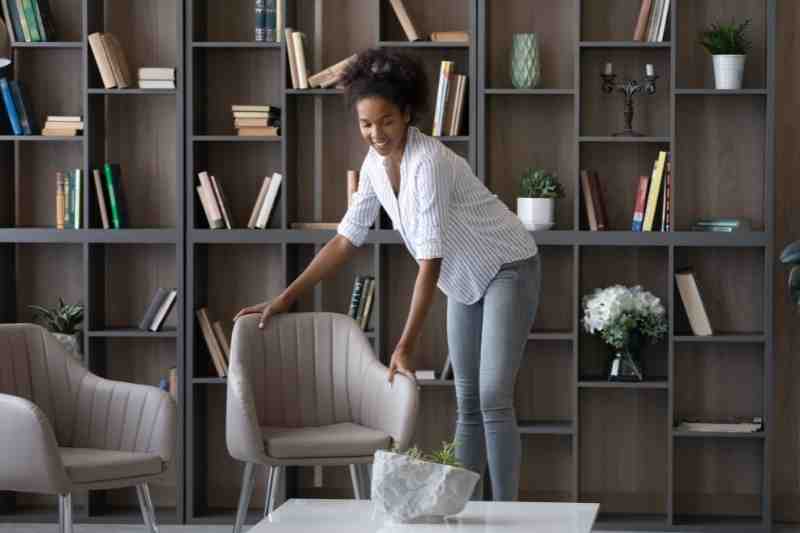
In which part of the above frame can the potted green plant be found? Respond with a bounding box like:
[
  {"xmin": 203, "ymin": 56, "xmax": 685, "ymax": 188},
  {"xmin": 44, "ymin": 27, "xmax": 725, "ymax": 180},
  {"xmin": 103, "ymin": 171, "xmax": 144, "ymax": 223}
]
[
  {"xmin": 371, "ymin": 440, "xmax": 480, "ymax": 524},
  {"xmin": 517, "ymin": 168, "xmax": 564, "ymax": 231},
  {"xmin": 780, "ymin": 240, "xmax": 800, "ymax": 309},
  {"xmin": 28, "ymin": 298, "xmax": 84, "ymax": 359},
  {"xmin": 699, "ymin": 19, "xmax": 752, "ymax": 90}
]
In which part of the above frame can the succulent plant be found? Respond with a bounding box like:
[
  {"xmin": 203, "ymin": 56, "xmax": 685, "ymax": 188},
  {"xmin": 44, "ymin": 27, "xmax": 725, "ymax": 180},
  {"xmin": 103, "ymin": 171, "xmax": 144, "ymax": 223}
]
[
  {"xmin": 780, "ymin": 241, "xmax": 800, "ymax": 309},
  {"xmin": 28, "ymin": 298, "xmax": 84, "ymax": 334},
  {"xmin": 519, "ymin": 168, "xmax": 564, "ymax": 199},
  {"xmin": 699, "ymin": 19, "xmax": 752, "ymax": 55},
  {"xmin": 391, "ymin": 439, "xmax": 463, "ymax": 468}
]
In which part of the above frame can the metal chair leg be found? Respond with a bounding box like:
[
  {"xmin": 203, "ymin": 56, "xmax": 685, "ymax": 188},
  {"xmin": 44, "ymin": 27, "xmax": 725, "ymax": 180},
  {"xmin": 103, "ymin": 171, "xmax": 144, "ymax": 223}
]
[
  {"xmin": 268, "ymin": 466, "xmax": 283, "ymax": 513},
  {"xmin": 58, "ymin": 493, "xmax": 72, "ymax": 533},
  {"xmin": 136, "ymin": 483, "xmax": 159, "ymax": 533},
  {"xmin": 349, "ymin": 464, "xmax": 362, "ymax": 499},
  {"xmin": 263, "ymin": 465, "xmax": 276, "ymax": 518},
  {"xmin": 358, "ymin": 463, "xmax": 372, "ymax": 499},
  {"xmin": 233, "ymin": 462, "xmax": 257, "ymax": 533}
]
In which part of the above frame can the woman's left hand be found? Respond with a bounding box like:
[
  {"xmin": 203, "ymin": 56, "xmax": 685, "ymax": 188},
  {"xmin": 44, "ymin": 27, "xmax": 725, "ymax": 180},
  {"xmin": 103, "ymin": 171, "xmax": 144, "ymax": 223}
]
[{"xmin": 388, "ymin": 344, "xmax": 416, "ymax": 383}]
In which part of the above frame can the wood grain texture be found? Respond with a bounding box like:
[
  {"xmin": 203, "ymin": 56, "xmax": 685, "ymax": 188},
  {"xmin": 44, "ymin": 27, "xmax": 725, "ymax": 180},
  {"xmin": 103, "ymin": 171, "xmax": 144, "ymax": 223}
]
[
  {"xmin": 0, "ymin": 143, "xmax": 13, "ymax": 227},
  {"xmin": 674, "ymin": 96, "xmax": 765, "ymax": 231},
  {"xmin": 519, "ymin": 435, "xmax": 573, "ymax": 503},
  {"xmin": 579, "ymin": 388, "xmax": 668, "ymax": 514},
  {"xmin": 486, "ymin": 96, "xmax": 576, "ymax": 230},
  {"xmin": 532, "ymin": 246, "xmax": 574, "ymax": 333},
  {"xmin": 516, "ymin": 340, "xmax": 574, "ymax": 421},
  {"xmin": 677, "ymin": 0, "xmax": 766, "ymax": 90},
  {"xmin": 17, "ymin": 49, "xmax": 82, "ymax": 128},
  {"xmin": 582, "ymin": 0, "xmax": 659, "ymax": 42},
  {"xmin": 48, "ymin": 0, "xmax": 82, "ymax": 42},
  {"xmin": 486, "ymin": 0, "xmax": 577, "ymax": 89},
  {"xmin": 15, "ymin": 244, "xmax": 83, "ymax": 322},
  {"xmin": 104, "ymin": 0, "xmax": 178, "ymax": 74},
  {"xmin": 198, "ymin": 0, "xmax": 257, "ymax": 42},
  {"xmin": 381, "ymin": 0, "xmax": 470, "ymax": 42}
]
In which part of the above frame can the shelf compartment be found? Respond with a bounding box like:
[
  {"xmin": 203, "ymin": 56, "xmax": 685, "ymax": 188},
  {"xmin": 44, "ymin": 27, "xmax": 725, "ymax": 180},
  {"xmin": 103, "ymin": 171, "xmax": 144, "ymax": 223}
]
[
  {"xmin": 580, "ymin": 48, "xmax": 671, "ymax": 138},
  {"xmin": 16, "ymin": 48, "xmax": 82, "ymax": 134},
  {"xmin": 579, "ymin": 388, "xmax": 668, "ymax": 515},
  {"xmin": 380, "ymin": 0, "xmax": 470, "ymax": 44},
  {"xmin": 674, "ymin": 95, "xmax": 766, "ymax": 231},
  {"xmin": 580, "ymin": 0, "xmax": 670, "ymax": 42},
  {"xmin": 191, "ymin": 0, "xmax": 274, "ymax": 43},
  {"xmin": 674, "ymin": 438, "xmax": 763, "ymax": 523},
  {"xmin": 531, "ymin": 246, "xmax": 575, "ymax": 333},
  {"xmin": 519, "ymin": 434, "xmax": 573, "ymax": 503},
  {"xmin": 486, "ymin": 95, "xmax": 575, "ymax": 230},
  {"xmin": 517, "ymin": 340, "xmax": 575, "ymax": 422},
  {"xmin": 486, "ymin": 0, "xmax": 577, "ymax": 90}
]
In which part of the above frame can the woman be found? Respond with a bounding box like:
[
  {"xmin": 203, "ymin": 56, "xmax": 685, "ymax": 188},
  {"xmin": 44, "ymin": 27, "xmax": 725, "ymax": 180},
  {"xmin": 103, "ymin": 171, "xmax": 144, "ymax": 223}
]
[{"xmin": 234, "ymin": 48, "xmax": 540, "ymax": 501}]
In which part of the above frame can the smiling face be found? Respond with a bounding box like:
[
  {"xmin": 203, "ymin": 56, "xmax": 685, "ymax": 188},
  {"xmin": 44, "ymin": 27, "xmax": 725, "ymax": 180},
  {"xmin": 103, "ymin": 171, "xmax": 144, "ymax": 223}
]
[{"xmin": 356, "ymin": 96, "xmax": 410, "ymax": 158}]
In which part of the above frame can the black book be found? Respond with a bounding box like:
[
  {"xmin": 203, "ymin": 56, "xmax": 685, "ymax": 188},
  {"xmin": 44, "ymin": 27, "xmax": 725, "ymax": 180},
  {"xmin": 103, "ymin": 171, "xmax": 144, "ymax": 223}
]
[
  {"xmin": 36, "ymin": 0, "xmax": 56, "ymax": 41},
  {"xmin": 139, "ymin": 288, "xmax": 168, "ymax": 331},
  {"xmin": 348, "ymin": 275, "xmax": 365, "ymax": 319}
]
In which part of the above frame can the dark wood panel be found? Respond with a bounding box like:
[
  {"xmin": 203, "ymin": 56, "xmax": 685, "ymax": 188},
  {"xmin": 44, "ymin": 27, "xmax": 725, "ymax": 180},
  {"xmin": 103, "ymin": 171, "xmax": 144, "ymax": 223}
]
[
  {"xmin": 677, "ymin": 0, "xmax": 767, "ymax": 89},
  {"xmin": 15, "ymin": 244, "xmax": 83, "ymax": 322},
  {"xmin": 675, "ymin": 343, "xmax": 764, "ymax": 422},
  {"xmin": 674, "ymin": 247, "xmax": 764, "ymax": 335},
  {"xmin": 487, "ymin": 0, "xmax": 577, "ymax": 89},
  {"xmin": 16, "ymin": 143, "xmax": 83, "ymax": 228},
  {"xmin": 675, "ymin": 96, "xmax": 765, "ymax": 231},
  {"xmin": 17, "ymin": 50, "xmax": 82, "ymax": 129},
  {"xmin": 381, "ymin": 0, "xmax": 470, "ymax": 43},
  {"xmin": 579, "ymin": 142, "xmax": 669, "ymax": 231},
  {"xmin": 0, "ymin": 143, "xmax": 13, "ymax": 227},
  {"xmin": 581, "ymin": 0, "xmax": 660, "ymax": 42},
  {"xmin": 104, "ymin": 0, "xmax": 179, "ymax": 75},
  {"xmin": 532, "ymin": 246, "xmax": 574, "ymax": 333},
  {"xmin": 197, "ymin": 0, "xmax": 258, "ymax": 42},
  {"xmin": 486, "ymin": 96, "xmax": 576, "ymax": 230},
  {"xmin": 579, "ymin": 388, "xmax": 668, "ymax": 514},
  {"xmin": 48, "ymin": 0, "xmax": 83, "ymax": 42},
  {"xmin": 519, "ymin": 435, "xmax": 572, "ymax": 503},
  {"xmin": 516, "ymin": 340, "xmax": 574, "ymax": 421},
  {"xmin": 581, "ymin": 49, "xmax": 671, "ymax": 138}
]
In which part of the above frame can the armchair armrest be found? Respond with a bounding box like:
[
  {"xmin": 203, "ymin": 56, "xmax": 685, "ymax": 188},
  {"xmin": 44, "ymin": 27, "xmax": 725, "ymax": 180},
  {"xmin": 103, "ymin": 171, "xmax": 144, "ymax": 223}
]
[
  {"xmin": 0, "ymin": 393, "xmax": 70, "ymax": 494},
  {"xmin": 357, "ymin": 359, "xmax": 420, "ymax": 451}
]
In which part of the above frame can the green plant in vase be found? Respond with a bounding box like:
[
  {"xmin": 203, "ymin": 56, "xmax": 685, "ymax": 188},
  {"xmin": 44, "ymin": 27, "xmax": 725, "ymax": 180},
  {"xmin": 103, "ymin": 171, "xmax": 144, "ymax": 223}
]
[
  {"xmin": 517, "ymin": 168, "xmax": 564, "ymax": 231},
  {"xmin": 699, "ymin": 19, "xmax": 752, "ymax": 90},
  {"xmin": 582, "ymin": 285, "xmax": 667, "ymax": 381}
]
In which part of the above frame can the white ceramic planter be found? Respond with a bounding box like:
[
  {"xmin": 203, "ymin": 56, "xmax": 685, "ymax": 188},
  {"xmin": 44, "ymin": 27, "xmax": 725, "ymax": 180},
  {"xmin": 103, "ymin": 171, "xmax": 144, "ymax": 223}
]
[
  {"xmin": 712, "ymin": 54, "xmax": 746, "ymax": 90},
  {"xmin": 52, "ymin": 332, "xmax": 82, "ymax": 363},
  {"xmin": 516, "ymin": 197, "xmax": 555, "ymax": 231},
  {"xmin": 371, "ymin": 450, "xmax": 480, "ymax": 524}
]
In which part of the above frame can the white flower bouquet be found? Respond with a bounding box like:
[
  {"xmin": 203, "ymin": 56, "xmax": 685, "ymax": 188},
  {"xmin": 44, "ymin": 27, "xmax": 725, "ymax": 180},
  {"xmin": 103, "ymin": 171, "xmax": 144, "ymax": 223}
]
[{"xmin": 582, "ymin": 285, "xmax": 667, "ymax": 380}]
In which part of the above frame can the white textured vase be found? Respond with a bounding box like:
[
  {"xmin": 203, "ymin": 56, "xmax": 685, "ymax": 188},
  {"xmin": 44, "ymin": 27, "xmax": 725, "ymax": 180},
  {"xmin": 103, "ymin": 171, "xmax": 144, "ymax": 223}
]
[
  {"xmin": 516, "ymin": 198, "xmax": 555, "ymax": 231},
  {"xmin": 52, "ymin": 332, "xmax": 82, "ymax": 363},
  {"xmin": 712, "ymin": 54, "xmax": 746, "ymax": 90},
  {"xmin": 371, "ymin": 450, "xmax": 480, "ymax": 524}
]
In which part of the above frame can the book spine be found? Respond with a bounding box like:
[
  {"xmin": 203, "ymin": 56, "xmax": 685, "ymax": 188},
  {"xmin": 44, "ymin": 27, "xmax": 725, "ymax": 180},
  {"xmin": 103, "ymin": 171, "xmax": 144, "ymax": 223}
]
[
  {"xmin": 36, "ymin": 0, "xmax": 55, "ymax": 41},
  {"xmin": 9, "ymin": 81, "xmax": 30, "ymax": 135},
  {"xmin": 73, "ymin": 169, "xmax": 81, "ymax": 229},
  {"xmin": 103, "ymin": 163, "xmax": 121, "ymax": 229},
  {"xmin": 664, "ymin": 167, "xmax": 671, "ymax": 231},
  {"xmin": 633, "ymin": 0, "xmax": 652, "ymax": 41},
  {"xmin": 360, "ymin": 277, "xmax": 375, "ymax": 330},
  {"xmin": 55, "ymin": 172, "xmax": 64, "ymax": 229},
  {"xmin": 432, "ymin": 62, "xmax": 452, "ymax": 136},
  {"xmin": 31, "ymin": 0, "xmax": 45, "ymax": 41},
  {"xmin": 20, "ymin": 0, "xmax": 39, "ymax": 41},
  {"xmin": 139, "ymin": 288, "xmax": 167, "ymax": 330},
  {"xmin": 590, "ymin": 172, "xmax": 608, "ymax": 231},
  {"xmin": 93, "ymin": 169, "xmax": 110, "ymax": 229},
  {"xmin": 657, "ymin": 0, "xmax": 670, "ymax": 42},
  {"xmin": 430, "ymin": 31, "xmax": 469, "ymax": 42},
  {"xmin": 348, "ymin": 276, "xmax": 364, "ymax": 319},
  {"xmin": 580, "ymin": 170, "xmax": 598, "ymax": 231},
  {"xmin": 14, "ymin": 0, "xmax": 29, "ymax": 41},
  {"xmin": 255, "ymin": 173, "xmax": 282, "ymax": 228},
  {"xmin": 1, "ymin": 0, "xmax": 18, "ymax": 43},
  {"xmin": 150, "ymin": 290, "xmax": 177, "ymax": 332},
  {"xmin": 293, "ymin": 32, "xmax": 309, "ymax": 89},
  {"xmin": 0, "ymin": 78, "xmax": 21, "ymax": 135},
  {"xmin": 388, "ymin": 0, "xmax": 420, "ymax": 41},
  {"xmin": 285, "ymin": 28, "xmax": 299, "ymax": 89},
  {"xmin": 88, "ymin": 33, "xmax": 117, "ymax": 89},
  {"xmin": 632, "ymin": 175, "xmax": 649, "ymax": 231},
  {"xmin": 276, "ymin": 0, "xmax": 283, "ymax": 43},
  {"xmin": 255, "ymin": 0, "xmax": 265, "ymax": 42},
  {"xmin": 64, "ymin": 172, "xmax": 70, "ymax": 226},
  {"xmin": 264, "ymin": 0, "xmax": 276, "ymax": 42},
  {"xmin": 643, "ymin": 151, "xmax": 667, "ymax": 231}
]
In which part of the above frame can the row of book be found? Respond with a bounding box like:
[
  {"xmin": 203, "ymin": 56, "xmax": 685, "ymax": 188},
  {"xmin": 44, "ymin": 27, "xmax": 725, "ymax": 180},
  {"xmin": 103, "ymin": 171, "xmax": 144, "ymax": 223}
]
[
  {"xmin": 55, "ymin": 170, "xmax": 82, "ymax": 230},
  {"xmin": 432, "ymin": 61, "xmax": 467, "ymax": 137},
  {"xmin": 196, "ymin": 171, "xmax": 283, "ymax": 230},
  {"xmin": 348, "ymin": 275, "xmax": 376, "ymax": 331},
  {"xmin": 232, "ymin": 104, "xmax": 280, "ymax": 137},
  {"xmin": 0, "ymin": 78, "xmax": 34, "ymax": 135},
  {"xmin": 1, "ymin": 0, "xmax": 55, "ymax": 43},
  {"xmin": 388, "ymin": 0, "xmax": 469, "ymax": 43},
  {"xmin": 138, "ymin": 288, "xmax": 178, "ymax": 332},
  {"xmin": 158, "ymin": 367, "xmax": 178, "ymax": 400},
  {"xmin": 56, "ymin": 164, "xmax": 127, "ymax": 230},
  {"xmin": 196, "ymin": 307, "xmax": 230, "ymax": 378},
  {"xmin": 255, "ymin": 0, "xmax": 283, "ymax": 43},
  {"xmin": 89, "ymin": 32, "xmax": 132, "ymax": 89},
  {"xmin": 675, "ymin": 417, "xmax": 762, "ymax": 433},
  {"xmin": 633, "ymin": 0, "xmax": 671, "ymax": 42}
]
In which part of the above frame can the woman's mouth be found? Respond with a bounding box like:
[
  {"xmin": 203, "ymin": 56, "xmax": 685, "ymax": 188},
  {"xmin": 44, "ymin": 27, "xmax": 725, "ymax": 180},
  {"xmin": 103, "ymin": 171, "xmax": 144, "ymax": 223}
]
[{"xmin": 374, "ymin": 140, "xmax": 389, "ymax": 149}]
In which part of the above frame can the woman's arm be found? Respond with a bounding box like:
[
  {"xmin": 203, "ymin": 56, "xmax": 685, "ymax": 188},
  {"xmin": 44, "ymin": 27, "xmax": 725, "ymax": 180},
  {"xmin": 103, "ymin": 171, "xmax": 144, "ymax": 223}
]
[{"xmin": 389, "ymin": 258, "xmax": 442, "ymax": 382}]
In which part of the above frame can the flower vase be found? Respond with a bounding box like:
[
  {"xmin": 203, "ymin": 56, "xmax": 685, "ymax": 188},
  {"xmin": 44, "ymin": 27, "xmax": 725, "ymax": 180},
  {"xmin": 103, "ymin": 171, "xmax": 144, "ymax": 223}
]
[
  {"xmin": 510, "ymin": 33, "xmax": 541, "ymax": 89},
  {"xmin": 608, "ymin": 330, "xmax": 644, "ymax": 382}
]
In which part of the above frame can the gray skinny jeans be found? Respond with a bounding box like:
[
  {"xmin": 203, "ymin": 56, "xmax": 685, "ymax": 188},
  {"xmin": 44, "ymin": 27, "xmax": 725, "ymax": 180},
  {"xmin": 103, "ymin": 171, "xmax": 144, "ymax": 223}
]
[{"xmin": 447, "ymin": 253, "xmax": 541, "ymax": 501}]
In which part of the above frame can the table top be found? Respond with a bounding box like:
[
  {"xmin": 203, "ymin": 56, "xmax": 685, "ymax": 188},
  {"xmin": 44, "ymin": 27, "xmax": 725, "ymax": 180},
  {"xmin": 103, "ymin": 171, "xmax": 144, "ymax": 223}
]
[{"xmin": 250, "ymin": 499, "xmax": 599, "ymax": 533}]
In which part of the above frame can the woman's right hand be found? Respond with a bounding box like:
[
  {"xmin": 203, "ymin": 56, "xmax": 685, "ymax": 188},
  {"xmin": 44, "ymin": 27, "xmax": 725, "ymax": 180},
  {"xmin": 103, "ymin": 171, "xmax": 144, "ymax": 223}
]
[{"xmin": 233, "ymin": 294, "xmax": 293, "ymax": 329}]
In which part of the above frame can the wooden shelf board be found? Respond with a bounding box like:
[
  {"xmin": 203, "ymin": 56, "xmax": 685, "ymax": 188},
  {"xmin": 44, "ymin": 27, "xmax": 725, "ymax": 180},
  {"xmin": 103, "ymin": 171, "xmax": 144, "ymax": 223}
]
[
  {"xmin": 193, "ymin": 135, "xmax": 281, "ymax": 142},
  {"xmin": 377, "ymin": 40, "xmax": 469, "ymax": 48},
  {"xmin": 674, "ymin": 334, "xmax": 766, "ymax": 343},
  {"xmin": 192, "ymin": 41, "xmax": 281, "ymax": 49},
  {"xmin": 88, "ymin": 88, "xmax": 177, "ymax": 95},
  {"xmin": 0, "ymin": 135, "xmax": 83, "ymax": 141},
  {"xmin": 12, "ymin": 41, "xmax": 82, "ymax": 48},
  {"xmin": 579, "ymin": 41, "xmax": 671, "ymax": 48},
  {"xmin": 518, "ymin": 420, "xmax": 575, "ymax": 435},
  {"xmin": 578, "ymin": 136, "xmax": 671, "ymax": 143},
  {"xmin": 485, "ymin": 88, "xmax": 575, "ymax": 95},
  {"xmin": 675, "ymin": 89, "xmax": 768, "ymax": 95},
  {"xmin": 673, "ymin": 430, "xmax": 766, "ymax": 440},
  {"xmin": 286, "ymin": 88, "xmax": 344, "ymax": 95},
  {"xmin": 578, "ymin": 380, "xmax": 668, "ymax": 390},
  {"xmin": 87, "ymin": 328, "xmax": 178, "ymax": 338}
]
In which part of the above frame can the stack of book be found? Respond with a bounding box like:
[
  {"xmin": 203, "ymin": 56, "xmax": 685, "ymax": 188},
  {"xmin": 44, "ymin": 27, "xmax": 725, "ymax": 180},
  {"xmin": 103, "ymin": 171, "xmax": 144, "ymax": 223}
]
[
  {"xmin": 139, "ymin": 288, "xmax": 178, "ymax": 332},
  {"xmin": 676, "ymin": 417, "xmax": 762, "ymax": 433},
  {"xmin": 0, "ymin": 78, "xmax": 34, "ymax": 135},
  {"xmin": 255, "ymin": 0, "xmax": 283, "ymax": 42},
  {"xmin": 232, "ymin": 105, "xmax": 280, "ymax": 136},
  {"xmin": 580, "ymin": 170, "xmax": 609, "ymax": 231},
  {"xmin": 432, "ymin": 61, "xmax": 467, "ymax": 137},
  {"xmin": 196, "ymin": 307, "xmax": 230, "ymax": 378},
  {"xmin": 348, "ymin": 275, "xmax": 376, "ymax": 331},
  {"xmin": 93, "ymin": 163, "xmax": 127, "ymax": 229},
  {"xmin": 632, "ymin": 0, "xmax": 671, "ymax": 42},
  {"xmin": 138, "ymin": 68, "xmax": 175, "ymax": 90},
  {"xmin": 675, "ymin": 268, "xmax": 713, "ymax": 336},
  {"xmin": 158, "ymin": 367, "xmax": 178, "ymax": 400},
  {"xmin": 692, "ymin": 218, "xmax": 750, "ymax": 233},
  {"xmin": 42, "ymin": 115, "xmax": 82, "ymax": 137},
  {"xmin": 55, "ymin": 169, "xmax": 83, "ymax": 230},
  {"xmin": 1, "ymin": 0, "xmax": 56, "ymax": 43},
  {"xmin": 88, "ymin": 32, "xmax": 132, "ymax": 89}
]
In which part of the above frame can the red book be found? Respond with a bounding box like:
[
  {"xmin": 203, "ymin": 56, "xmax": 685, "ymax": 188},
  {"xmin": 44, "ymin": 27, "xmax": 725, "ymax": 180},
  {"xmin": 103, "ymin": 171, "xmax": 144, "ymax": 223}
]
[
  {"xmin": 590, "ymin": 171, "xmax": 609, "ymax": 231},
  {"xmin": 632, "ymin": 176, "xmax": 650, "ymax": 231}
]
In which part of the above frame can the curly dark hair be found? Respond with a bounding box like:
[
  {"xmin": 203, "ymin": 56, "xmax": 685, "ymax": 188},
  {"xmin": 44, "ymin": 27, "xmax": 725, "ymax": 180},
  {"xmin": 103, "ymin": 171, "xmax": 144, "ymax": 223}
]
[{"xmin": 340, "ymin": 48, "xmax": 428, "ymax": 123}]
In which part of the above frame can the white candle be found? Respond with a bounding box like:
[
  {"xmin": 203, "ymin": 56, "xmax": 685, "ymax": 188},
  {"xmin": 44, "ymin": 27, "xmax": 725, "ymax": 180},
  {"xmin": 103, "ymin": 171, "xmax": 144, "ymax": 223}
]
[
  {"xmin": 646, "ymin": 63, "xmax": 655, "ymax": 77},
  {"xmin": 605, "ymin": 62, "xmax": 613, "ymax": 75}
]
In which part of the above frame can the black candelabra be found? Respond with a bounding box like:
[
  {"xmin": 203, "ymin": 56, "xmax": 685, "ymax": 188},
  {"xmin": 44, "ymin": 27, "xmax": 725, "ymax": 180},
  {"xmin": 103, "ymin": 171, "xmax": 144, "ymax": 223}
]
[{"xmin": 601, "ymin": 63, "xmax": 659, "ymax": 137}]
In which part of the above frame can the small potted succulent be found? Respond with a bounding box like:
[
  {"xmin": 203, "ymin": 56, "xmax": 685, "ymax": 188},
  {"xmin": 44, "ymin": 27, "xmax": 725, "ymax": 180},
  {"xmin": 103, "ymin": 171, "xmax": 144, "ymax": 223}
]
[
  {"xmin": 29, "ymin": 298, "xmax": 84, "ymax": 360},
  {"xmin": 517, "ymin": 168, "xmax": 564, "ymax": 231},
  {"xmin": 371, "ymin": 440, "xmax": 480, "ymax": 524},
  {"xmin": 699, "ymin": 19, "xmax": 752, "ymax": 90}
]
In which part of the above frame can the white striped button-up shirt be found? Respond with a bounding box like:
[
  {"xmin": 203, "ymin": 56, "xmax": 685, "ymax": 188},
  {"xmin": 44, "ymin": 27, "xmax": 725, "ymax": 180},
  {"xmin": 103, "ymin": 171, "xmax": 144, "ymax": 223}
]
[{"xmin": 337, "ymin": 126, "xmax": 538, "ymax": 305}]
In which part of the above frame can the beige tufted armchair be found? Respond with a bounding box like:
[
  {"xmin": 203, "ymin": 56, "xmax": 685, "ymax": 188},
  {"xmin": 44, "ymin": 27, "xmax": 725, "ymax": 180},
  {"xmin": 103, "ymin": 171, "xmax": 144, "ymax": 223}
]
[
  {"xmin": 0, "ymin": 324, "xmax": 176, "ymax": 533},
  {"xmin": 226, "ymin": 313, "xmax": 419, "ymax": 533}
]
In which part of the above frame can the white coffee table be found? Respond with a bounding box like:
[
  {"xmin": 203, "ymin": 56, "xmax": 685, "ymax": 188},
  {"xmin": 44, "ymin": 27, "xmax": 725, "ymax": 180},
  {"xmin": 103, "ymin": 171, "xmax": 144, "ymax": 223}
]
[{"xmin": 249, "ymin": 499, "xmax": 599, "ymax": 532}]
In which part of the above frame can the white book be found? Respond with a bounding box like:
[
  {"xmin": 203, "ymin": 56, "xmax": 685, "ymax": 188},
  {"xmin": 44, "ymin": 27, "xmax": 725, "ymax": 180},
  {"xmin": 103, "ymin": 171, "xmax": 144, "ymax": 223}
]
[
  {"xmin": 285, "ymin": 28, "xmax": 299, "ymax": 89},
  {"xmin": 73, "ymin": 169, "xmax": 81, "ymax": 229},
  {"xmin": 198, "ymin": 171, "xmax": 223, "ymax": 227},
  {"xmin": 415, "ymin": 370, "xmax": 437, "ymax": 380},
  {"xmin": 675, "ymin": 270, "xmax": 713, "ymax": 336},
  {"xmin": 293, "ymin": 32, "xmax": 309, "ymax": 89},
  {"xmin": 47, "ymin": 115, "xmax": 82, "ymax": 122},
  {"xmin": 138, "ymin": 68, "xmax": 176, "ymax": 80},
  {"xmin": 149, "ymin": 289, "xmax": 178, "ymax": 332},
  {"xmin": 656, "ymin": 0, "xmax": 670, "ymax": 42},
  {"xmin": 138, "ymin": 80, "xmax": 176, "ymax": 89},
  {"xmin": 276, "ymin": 0, "xmax": 284, "ymax": 43},
  {"xmin": 255, "ymin": 173, "xmax": 283, "ymax": 229},
  {"xmin": 210, "ymin": 175, "xmax": 232, "ymax": 229},
  {"xmin": 248, "ymin": 176, "xmax": 271, "ymax": 229},
  {"xmin": 646, "ymin": 0, "xmax": 662, "ymax": 42}
]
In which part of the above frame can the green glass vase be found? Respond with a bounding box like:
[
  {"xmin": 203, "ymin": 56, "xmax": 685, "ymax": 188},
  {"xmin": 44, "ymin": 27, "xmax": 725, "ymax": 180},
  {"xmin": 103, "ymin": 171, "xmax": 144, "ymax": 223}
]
[{"xmin": 510, "ymin": 33, "xmax": 541, "ymax": 89}]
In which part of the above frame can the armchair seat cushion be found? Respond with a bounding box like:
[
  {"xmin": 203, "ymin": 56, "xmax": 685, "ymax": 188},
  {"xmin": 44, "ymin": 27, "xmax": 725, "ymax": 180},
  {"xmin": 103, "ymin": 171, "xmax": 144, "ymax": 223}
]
[
  {"xmin": 261, "ymin": 422, "xmax": 391, "ymax": 459},
  {"xmin": 59, "ymin": 447, "xmax": 164, "ymax": 484}
]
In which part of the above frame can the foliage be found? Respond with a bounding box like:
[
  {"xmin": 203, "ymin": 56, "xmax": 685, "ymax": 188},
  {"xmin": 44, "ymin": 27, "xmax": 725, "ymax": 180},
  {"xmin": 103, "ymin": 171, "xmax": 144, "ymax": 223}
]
[
  {"xmin": 391, "ymin": 440, "xmax": 463, "ymax": 468},
  {"xmin": 28, "ymin": 298, "xmax": 84, "ymax": 334},
  {"xmin": 519, "ymin": 168, "xmax": 564, "ymax": 199},
  {"xmin": 779, "ymin": 240, "xmax": 800, "ymax": 310},
  {"xmin": 699, "ymin": 19, "xmax": 752, "ymax": 55},
  {"xmin": 582, "ymin": 285, "xmax": 667, "ymax": 351}
]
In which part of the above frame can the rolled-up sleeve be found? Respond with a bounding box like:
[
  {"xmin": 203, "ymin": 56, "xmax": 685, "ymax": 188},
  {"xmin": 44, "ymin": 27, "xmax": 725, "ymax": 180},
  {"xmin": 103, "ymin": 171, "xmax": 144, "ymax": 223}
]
[
  {"xmin": 413, "ymin": 157, "xmax": 451, "ymax": 260},
  {"xmin": 337, "ymin": 166, "xmax": 379, "ymax": 248}
]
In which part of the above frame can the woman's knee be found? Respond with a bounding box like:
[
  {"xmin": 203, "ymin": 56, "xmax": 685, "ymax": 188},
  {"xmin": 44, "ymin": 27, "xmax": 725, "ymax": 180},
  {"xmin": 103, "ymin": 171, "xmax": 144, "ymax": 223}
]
[{"xmin": 479, "ymin": 385, "xmax": 514, "ymax": 419}]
